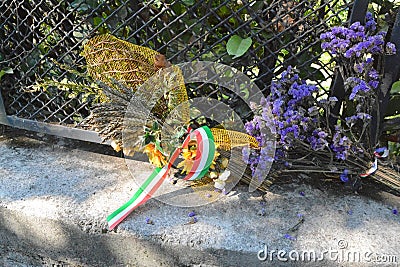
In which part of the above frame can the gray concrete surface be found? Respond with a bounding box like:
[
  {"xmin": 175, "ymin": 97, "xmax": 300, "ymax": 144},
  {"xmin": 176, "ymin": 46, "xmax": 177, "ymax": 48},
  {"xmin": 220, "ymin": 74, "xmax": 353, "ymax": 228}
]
[{"xmin": 0, "ymin": 127, "xmax": 399, "ymax": 267}]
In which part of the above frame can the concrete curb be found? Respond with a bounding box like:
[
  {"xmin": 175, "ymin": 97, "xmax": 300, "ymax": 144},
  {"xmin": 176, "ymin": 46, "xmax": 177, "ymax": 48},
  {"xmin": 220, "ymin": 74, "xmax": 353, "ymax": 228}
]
[{"xmin": 0, "ymin": 129, "xmax": 399, "ymax": 266}]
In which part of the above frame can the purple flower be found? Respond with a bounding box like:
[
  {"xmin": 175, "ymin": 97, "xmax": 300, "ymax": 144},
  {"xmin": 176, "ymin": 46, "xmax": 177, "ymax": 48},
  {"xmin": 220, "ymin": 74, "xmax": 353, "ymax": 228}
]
[
  {"xmin": 378, "ymin": 31, "xmax": 387, "ymax": 37},
  {"xmin": 344, "ymin": 48, "xmax": 355, "ymax": 58},
  {"xmin": 250, "ymin": 67, "xmax": 316, "ymax": 154},
  {"xmin": 307, "ymin": 106, "xmax": 319, "ymax": 116},
  {"xmin": 331, "ymin": 128, "xmax": 352, "ymax": 160},
  {"xmin": 355, "ymin": 40, "xmax": 372, "ymax": 53},
  {"xmin": 290, "ymin": 74, "xmax": 300, "ymax": 82},
  {"xmin": 349, "ymin": 80, "xmax": 370, "ymax": 100},
  {"xmin": 336, "ymin": 152, "xmax": 346, "ymax": 160},
  {"xmin": 393, "ymin": 209, "xmax": 398, "ymax": 215},
  {"xmin": 350, "ymin": 21, "xmax": 365, "ymax": 32},
  {"xmin": 368, "ymin": 69, "xmax": 379, "ymax": 80},
  {"xmin": 272, "ymin": 99, "xmax": 284, "ymax": 115},
  {"xmin": 345, "ymin": 112, "xmax": 372, "ymax": 127},
  {"xmin": 359, "ymin": 113, "xmax": 371, "ymax": 120},
  {"xmin": 365, "ymin": 20, "xmax": 376, "ymax": 32},
  {"xmin": 284, "ymin": 234, "xmax": 296, "ymax": 241},
  {"xmin": 347, "ymin": 209, "xmax": 353, "ymax": 215},
  {"xmin": 365, "ymin": 12, "xmax": 373, "ymax": 22},
  {"xmin": 308, "ymin": 129, "xmax": 328, "ymax": 151},
  {"xmin": 340, "ymin": 169, "xmax": 349, "ymax": 183},
  {"xmin": 354, "ymin": 63, "xmax": 363, "ymax": 73},
  {"xmin": 188, "ymin": 211, "xmax": 196, "ymax": 217},
  {"xmin": 320, "ymin": 32, "xmax": 333, "ymax": 40},
  {"xmin": 386, "ymin": 42, "xmax": 397, "ymax": 55},
  {"xmin": 321, "ymin": 42, "xmax": 329, "ymax": 50},
  {"xmin": 259, "ymin": 207, "xmax": 266, "ymax": 216},
  {"xmin": 365, "ymin": 12, "xmax": 377, "ymax": 32},
  {"xmin": 320, "ymin": 14, "xmax": 388, "ymax": 61},
  {"xmin": 368, "ymin": 80, "xmax": 379, "ymax": 89},
  {"xmin": 318, "ymin": 131, "xmax": 328, "ymax": 138},
  {"xmin": 186, "ymin": 216, "xmax": 198, "ymax": 224},
  {"xmin": 299, "ymin": 191, "xmax": 305, "ymax": 196},
  {"xmin": 279, "ymin": 66, "xmax": 293, "ymax": 82}
]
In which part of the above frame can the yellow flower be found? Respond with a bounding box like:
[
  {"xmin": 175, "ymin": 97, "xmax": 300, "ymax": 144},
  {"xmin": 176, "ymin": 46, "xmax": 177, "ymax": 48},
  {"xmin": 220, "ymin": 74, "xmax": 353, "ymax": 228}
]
[
  {"xmin": 143, "ymin": 143, "xmax": 167, "ymax": 168},
  {"xmin": 177, "ymin": 140, "xmax": 197, "ymax": 174},
  {"xmin": 221, "ymin": 157, "xmax": 229, "ymax": 168},
  {"xmin": 110, "ymin": 139, "xmax": 121, "ymax": 152}
]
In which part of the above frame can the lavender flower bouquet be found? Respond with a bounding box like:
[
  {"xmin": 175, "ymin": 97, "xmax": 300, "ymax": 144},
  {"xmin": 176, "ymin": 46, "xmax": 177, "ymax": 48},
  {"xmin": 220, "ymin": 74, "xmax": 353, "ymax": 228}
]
[{"xmin": 244, "ymin": 12, "xmax": 400, "ymax": 191}]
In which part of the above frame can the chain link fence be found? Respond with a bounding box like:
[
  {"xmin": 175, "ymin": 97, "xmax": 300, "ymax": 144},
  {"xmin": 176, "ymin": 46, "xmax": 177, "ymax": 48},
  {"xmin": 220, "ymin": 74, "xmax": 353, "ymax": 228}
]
[{"xmin": 0, "ymin": 0, "xmax": 353, "ymax": 139}]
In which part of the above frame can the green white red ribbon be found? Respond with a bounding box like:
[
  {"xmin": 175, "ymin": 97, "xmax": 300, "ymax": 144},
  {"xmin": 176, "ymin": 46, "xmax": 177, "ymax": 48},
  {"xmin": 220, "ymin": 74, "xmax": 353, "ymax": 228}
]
[
  {"xmin": 182, "ymin": 126, "xmax": 215, "ymax": 181},
  {"xmin": 374, "ymin": 147, "xmax": 389, "ymax": 158},
  {"xmin": 359, "ymin": 147, "xmax": 389, "ymax": 178},
  {"xmin": 107, "ymin": 126, "xmax": 215, "ymax": 230},
  {"xmin": 359, "ymin": 157, "xmax": 378, "ymax": 178}
]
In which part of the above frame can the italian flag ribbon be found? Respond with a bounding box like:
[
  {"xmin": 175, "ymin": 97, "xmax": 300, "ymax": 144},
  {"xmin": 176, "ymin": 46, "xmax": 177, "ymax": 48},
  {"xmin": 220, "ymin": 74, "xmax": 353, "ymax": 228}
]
[
  {"xmin": 107, "ymin": 126, "xmax": 215, "ymax": 230},
  {"xmin": 359, "ymin": 147, "xmax": 389, "ymax": 178}
]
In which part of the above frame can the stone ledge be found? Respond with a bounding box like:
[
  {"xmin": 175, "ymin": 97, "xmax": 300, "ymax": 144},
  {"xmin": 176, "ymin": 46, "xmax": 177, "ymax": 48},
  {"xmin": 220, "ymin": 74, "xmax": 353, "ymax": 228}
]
[{"xmin": 0, "ymin": 129, "xmax": 399, "ymax": 266}]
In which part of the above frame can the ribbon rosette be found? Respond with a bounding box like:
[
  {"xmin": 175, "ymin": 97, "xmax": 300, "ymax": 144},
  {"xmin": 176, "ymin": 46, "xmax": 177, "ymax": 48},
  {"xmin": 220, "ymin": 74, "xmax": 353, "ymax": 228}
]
[{"xmin": 107, "ymin": 126, "xmax": 215, "ymax": 230}]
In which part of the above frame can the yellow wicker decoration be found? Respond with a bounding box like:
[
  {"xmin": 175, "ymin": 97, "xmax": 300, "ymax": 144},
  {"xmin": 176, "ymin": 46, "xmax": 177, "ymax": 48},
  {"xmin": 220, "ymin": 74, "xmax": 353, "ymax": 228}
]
[
  {"xmin": 83, "ymin": 34, "xmax": 164, "ymax": 89},
  {"xmin": 211, "ymin": 128, "xmax": 259, "ymax": 150},
  {"xmin": 82, "ymin": 34, "xmax": 190, "ymax": 151}
]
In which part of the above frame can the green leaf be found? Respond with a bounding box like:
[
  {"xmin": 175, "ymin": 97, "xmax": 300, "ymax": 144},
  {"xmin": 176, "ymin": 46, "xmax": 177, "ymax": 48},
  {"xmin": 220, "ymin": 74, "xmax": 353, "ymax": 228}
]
[
  {"xmin": 390, "ymin": 80, "xmax": 400, "ymax": 94},
  {"xmin": 218, "ymin": 6, "xmax": 230, "ymax": 16},
  {"xmin": 152, "ymin": 121, "xmax": 159, "ymax": 131},
  {"xmin": 385, "ymin": 95, "xmax": 400, "ymax": 117},
  {"xmin": 155, "ymin": 140, "xmax": 165, "ymax": 154},
  {"xmin": 93, "ymin": 17, "xmax": 103, "ymax": 27},
  {"xmin": 3, "ymin": 67, "xmax": 13, "ymax": 74},
  {"xmin": 144, "ymin": 135, "xmax": 156, "ymax": 145},
  {"xmin": 226, "ymin": 35, "xmax": 252, "ymax": 59},
  {"xmin": 181, "ymin": 0, "xmax": 195, "ymax": 6},
  {"xmin": 0, "ymin": 67, "xmax": 13, "ymax": 80}
]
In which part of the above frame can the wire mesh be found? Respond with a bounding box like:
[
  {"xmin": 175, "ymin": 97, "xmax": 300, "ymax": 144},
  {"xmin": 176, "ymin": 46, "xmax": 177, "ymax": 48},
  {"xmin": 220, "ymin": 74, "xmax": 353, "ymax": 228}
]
[{"xmin": 0, "ymin": 0, "xmax": 353, "ymax": 128}]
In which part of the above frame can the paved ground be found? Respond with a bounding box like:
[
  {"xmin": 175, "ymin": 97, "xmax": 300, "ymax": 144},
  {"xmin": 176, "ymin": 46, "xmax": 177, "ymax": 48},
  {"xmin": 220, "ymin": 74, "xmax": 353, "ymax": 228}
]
[{"xmin": 0, "ymin": 126, "xmax": 399, "ymax": 266}]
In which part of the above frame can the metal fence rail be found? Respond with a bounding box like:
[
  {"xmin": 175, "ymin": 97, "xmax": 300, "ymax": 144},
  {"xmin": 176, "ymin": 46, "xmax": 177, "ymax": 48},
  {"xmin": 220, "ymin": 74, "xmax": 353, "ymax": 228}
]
[{"xmin": 0, "ymin": 0, "xmax": 353, "ymax": 142}]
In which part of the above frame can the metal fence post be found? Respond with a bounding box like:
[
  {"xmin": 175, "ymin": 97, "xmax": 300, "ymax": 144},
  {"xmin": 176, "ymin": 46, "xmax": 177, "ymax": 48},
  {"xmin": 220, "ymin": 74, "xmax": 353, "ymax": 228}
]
[
  {"xmin": 371, "ymin": 10, "xmax": 400, "ymax": 144},
  {"xmin": 0, "ymin": 92, "xmax": 9, "ymax": 125},
  {"xmin": 1, "ymin": 86, "xmax": 105, "ymax": 143}
]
